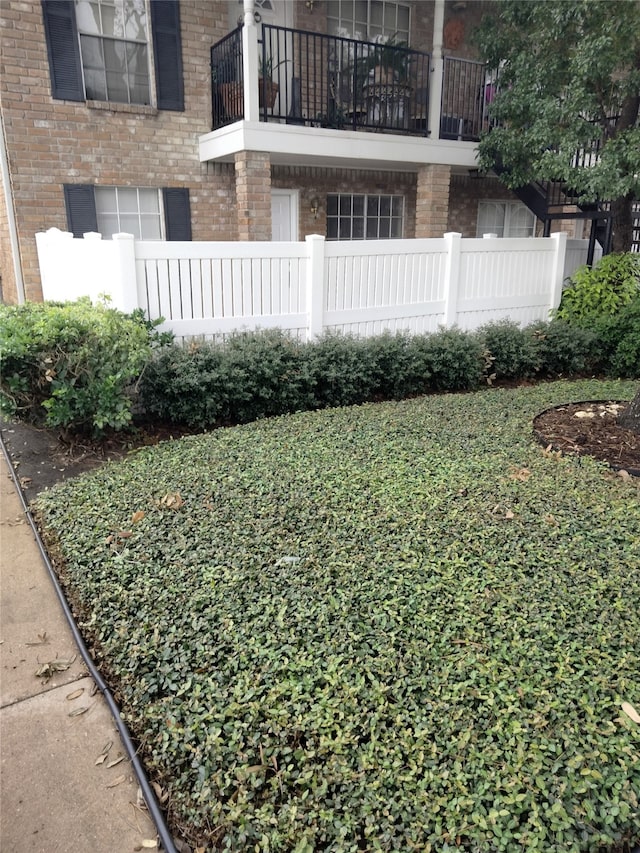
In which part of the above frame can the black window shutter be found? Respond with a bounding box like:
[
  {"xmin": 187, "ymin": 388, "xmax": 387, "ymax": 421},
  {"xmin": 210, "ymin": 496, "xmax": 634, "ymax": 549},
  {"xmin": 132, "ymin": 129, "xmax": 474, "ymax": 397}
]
[
  {"xmin": 150, "ymin": 0, "xmax": 185, "ymax": 111},
  {"xmin": 163, "ymin": 188, "xmax": 191, "ymax": 241},
  {"xmin": 64, "ymin": 185, "xmax": 98, "ymax": 236},
  {"xmin": 41, "ymin": 1, "xmax": 84, "ymax": 101}
]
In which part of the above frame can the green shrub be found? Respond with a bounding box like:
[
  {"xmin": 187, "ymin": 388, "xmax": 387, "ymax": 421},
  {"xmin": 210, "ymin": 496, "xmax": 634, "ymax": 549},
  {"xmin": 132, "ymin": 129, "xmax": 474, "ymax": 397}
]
[
  {"xmin": 527, "ymin": 320, "xmax": 602, "ymax": 377},
  {"xmin": 0, "ymin": 299, "xmax": 151, "ymax": 435},
  {"xmin": 142, "ymin": 330, "xmax": 314, "ymax": 428},
  {"xmin": 592, "ymin": 294, "xmax": 640, "ymax": 377},
  {"xmin": 303, "ymin": 331, "xmax": 377, "ymax": 408},
  {"xmin": 223, "ymin": 329, "xmax": 313, "ymax": 422},
  {"xmin": 556, "ymin": 252, "xmax": 640, "ymax": 325},
  {"xmin": 140, "ymin": 343, "xmax": 237, "ymax": 428},
  {"xmin": 140, "ymin": 319, "xmax": 616, "ymax": 431},
  {"xmin": 359, "ymin": 331, "xmax": 432, "ymax": 400},
  {"xmin": 416, "ymin": 327, "xmax": 485, "ymax": 391},
  {"xmin": 479, "ymin": 319, "xmax": 540, "ymax": 380}
]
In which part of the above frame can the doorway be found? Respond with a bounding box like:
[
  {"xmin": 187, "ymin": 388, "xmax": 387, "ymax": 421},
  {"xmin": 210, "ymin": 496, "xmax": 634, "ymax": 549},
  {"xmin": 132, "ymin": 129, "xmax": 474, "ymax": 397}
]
[{"xmin": 271, "ymin": 189, "xmax": 299, "ymax": 241}]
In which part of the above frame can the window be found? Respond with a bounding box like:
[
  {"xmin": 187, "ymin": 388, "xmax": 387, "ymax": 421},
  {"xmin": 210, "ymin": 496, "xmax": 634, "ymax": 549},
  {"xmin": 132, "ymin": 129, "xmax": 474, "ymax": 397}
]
[
  {"xmin": 95, "ymin": 187, "xmax": 162, "ymax": 239},
  {"xmin": 327, "ymin": 194, "xmax": 404, "ymax": 240},
  {"xmin": 476, "ymin": 201, "xmax": 537, "ymax": 238},
  {"xmin": 64, "ymin": 184, "xmax": 191, "ymax": 241},
  {"xmin": 327, "ymin": 1, "xmax": 410, "ymax": 42},
  {"xmin": 75, "ymin": 0, "xmax": 150, "ymax": 104},
  {"xmin": 42, "ymin": 0, "xmax": 183, "ymax": 110}
]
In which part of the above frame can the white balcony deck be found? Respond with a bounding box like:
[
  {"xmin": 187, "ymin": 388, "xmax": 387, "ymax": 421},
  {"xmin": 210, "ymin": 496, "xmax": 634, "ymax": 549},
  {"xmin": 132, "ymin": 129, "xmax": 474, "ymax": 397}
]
[{"xmin": 198, "ymin": 119, "xmax": 479, "ymax": 171}]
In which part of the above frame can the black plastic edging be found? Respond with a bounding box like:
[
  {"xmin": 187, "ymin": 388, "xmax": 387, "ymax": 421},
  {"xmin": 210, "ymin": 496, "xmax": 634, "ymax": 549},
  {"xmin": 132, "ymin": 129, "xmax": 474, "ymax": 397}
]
[{"xmin": 0, "ymin": 434, "xmax": 178, "ymax": 853}]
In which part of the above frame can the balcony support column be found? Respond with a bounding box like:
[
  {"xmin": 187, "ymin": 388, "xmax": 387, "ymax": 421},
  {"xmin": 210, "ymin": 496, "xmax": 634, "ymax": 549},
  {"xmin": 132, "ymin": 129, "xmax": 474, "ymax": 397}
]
[
  {"xmin": 415, "ymin": 163, "xmax": 451, "ymax": 238},
  {"xmin": 242, "ymin": 0, "xmax": 260, "ymax": 122},
  {"xmin": 428, "ymin": 0, "xmax": 445, "ymax": 139},
  {"xmin": 235, "ymin": 150, "xmax": 272, "ymax": 241}
]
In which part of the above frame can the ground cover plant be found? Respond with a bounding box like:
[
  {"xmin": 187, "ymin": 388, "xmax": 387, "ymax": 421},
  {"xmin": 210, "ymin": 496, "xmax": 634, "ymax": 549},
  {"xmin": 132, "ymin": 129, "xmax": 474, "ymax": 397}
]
[{"xmin": 33, "ymin": 378, "xmax": 640, "ymax": 853}]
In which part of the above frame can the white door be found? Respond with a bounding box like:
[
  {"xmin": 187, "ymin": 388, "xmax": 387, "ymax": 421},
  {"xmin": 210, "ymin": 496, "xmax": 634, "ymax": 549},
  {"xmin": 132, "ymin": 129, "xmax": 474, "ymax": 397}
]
[{"xmin": 271, "ymin": 190, "xmax": 299, "ymax": 241}]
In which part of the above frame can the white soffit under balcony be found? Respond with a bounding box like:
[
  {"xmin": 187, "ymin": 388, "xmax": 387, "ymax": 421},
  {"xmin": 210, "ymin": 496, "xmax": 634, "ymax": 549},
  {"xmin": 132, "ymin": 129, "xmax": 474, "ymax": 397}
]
[{"xmin": 198, "ymin": 121, "xmax": 479, "ymax": 171}]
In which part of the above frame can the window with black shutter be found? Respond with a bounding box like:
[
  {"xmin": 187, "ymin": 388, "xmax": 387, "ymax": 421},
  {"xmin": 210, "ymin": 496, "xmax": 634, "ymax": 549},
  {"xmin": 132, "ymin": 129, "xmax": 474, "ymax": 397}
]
[
  {"xmin": 64, "ymin": 185, "xmax": 191, "ymax": 241},
  {"xmin": 42, "ymin": 0, "xmax": 184, "ymax": 111},
  {"xmin": 64, "ymin": 184, "xmax": 98, "ymax": 236}
]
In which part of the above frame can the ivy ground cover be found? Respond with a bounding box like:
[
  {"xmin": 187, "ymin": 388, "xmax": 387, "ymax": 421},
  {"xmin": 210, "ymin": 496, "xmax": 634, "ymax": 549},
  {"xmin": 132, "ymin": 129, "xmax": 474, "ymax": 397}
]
[{"xmin": 34, "ymin": 379, "xmax": 640, "ymax": 852}]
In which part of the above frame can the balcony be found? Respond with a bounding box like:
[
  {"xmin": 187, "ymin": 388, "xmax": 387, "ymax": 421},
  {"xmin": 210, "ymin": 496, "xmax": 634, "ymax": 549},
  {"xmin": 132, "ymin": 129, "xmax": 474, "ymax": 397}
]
[{"xmin": 200, "ymin": 24, "xmax": 489, "ymax": 171}]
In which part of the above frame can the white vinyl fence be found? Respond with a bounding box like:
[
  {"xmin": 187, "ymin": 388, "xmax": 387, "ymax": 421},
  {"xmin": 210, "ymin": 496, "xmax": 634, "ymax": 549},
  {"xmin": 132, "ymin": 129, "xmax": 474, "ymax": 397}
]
[{"xmin": 36, "ymin": 229, "xmax": 585, "ymax": 342}]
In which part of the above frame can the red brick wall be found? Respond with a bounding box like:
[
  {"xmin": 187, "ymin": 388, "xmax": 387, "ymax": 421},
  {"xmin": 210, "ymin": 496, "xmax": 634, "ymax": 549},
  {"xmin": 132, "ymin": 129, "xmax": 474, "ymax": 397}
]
[
  {"xmin": 448, "ymin": 173, "xmax": 525, "ymax": 236},
  {"xmin": 272, "ymin": 166, "xmax": 417, "ymax": 239},
  {"xmin": 447, "ymin": 174, "xmax": 585, "ymax": 237}
]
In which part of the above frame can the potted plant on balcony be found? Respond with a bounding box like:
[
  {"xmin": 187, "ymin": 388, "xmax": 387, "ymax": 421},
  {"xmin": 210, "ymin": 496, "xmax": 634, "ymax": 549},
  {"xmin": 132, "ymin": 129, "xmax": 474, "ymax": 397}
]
[
  {"xmin": 213, "ymin": 52, "xmax": 243, "ymax": 120},
  {"xmin": 361, "ymin": 35, "xmax": 412, "ymax": 128},
  {"xmin": 214, "ymin": 53, "xmax": 280, "ymax": 119},
  {"xmin": 258, "ymin": 55, "xmax": 280, "ymax": 110},
  {"xmin": 364, "ymin": 35, "xmax": 410, "ymax": 86}
]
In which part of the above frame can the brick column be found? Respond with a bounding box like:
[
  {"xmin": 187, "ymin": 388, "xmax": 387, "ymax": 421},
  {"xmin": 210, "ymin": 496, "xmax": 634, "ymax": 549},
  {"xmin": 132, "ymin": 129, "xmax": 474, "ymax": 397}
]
[
  {"xmin": 234, "ymin": 151, "xmax": 272, "ymax": 240},
  {"xmin": 415, "ymin": 164, "xmax": 451, "ymax": 238}
]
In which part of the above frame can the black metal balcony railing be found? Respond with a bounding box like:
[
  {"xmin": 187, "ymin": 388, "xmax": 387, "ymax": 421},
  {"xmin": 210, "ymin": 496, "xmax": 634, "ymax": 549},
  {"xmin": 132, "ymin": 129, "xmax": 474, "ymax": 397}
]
[
  {"xmin": 210, "ymin": 24, "xmax": 490, "ymax": 142},
  {"xmin": 441, "ymin": 56, "xmax": 495, "ymax": 141},
  {"xmin": 211, "ymin": 27, "xmax": 244, "ymax": 125}
]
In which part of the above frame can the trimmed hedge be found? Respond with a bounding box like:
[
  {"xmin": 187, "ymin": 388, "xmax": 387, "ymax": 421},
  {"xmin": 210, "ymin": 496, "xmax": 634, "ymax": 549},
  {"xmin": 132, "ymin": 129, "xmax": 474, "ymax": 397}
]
[{"xmin": 139, "ymin": 320, "xmax": 611, "ymax": 430}]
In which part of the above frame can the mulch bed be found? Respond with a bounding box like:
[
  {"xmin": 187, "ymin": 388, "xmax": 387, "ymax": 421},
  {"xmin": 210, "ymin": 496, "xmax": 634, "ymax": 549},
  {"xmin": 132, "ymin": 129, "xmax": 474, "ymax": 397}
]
[{"xmin": 533, "ymin": 400, "xmax": 640, "ymax": 475}]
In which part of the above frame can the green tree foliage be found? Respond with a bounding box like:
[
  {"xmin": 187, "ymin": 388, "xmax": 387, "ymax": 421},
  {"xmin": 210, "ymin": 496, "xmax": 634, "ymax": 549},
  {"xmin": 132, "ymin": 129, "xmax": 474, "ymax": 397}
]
[{"xmin": 476, "ymin": 0, "xmax": 640, "ymax": 250}]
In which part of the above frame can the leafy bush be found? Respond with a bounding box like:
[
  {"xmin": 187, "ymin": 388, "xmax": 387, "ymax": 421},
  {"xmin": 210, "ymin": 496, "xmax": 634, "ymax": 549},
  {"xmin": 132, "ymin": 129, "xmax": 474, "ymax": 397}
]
[
  {"xmin": 140, "ymin": 320, "xmax": 614, "ymax": 430},
  {"xmin": 140, "ymin": 344, "xmax": 235, "ymax": 428},
  {"xmin": 478, "ymin": 319, "xmax": 540, "ymax": 380},
  {"xmin": 592, "ymin": 294, "xmax": 640, "ymax": 377},
  {"xmin": 527, "ymin": 320, "xmax": 602, "ymax": 377},
  {"xmin": 304, "ymin": 332, "xmax": 378, "ymax": 408},
  {"xmin": 0, "ymin": 299, "xmax": 152, "ymax": 435},
  {"xmin": 360, "ymin": 331, "xmax": 431, "ymax": 400},
  {"xmin": 416, "ymin": 326, "xmax": 485, "ymax": 391},
  {"xmin": 34, "ymin": 379, "xmax": 640, "ymax": 852},
  {"xmin": 140, "ymin": 328, "xmax": 486, "ymax": 428},
  {"xmin": 224, "ymin": 329, "xmax": 314, "ymax": 422},
  {"xmin": 556, "ymin": 253, "xmax": 640, "ymax": 325}
]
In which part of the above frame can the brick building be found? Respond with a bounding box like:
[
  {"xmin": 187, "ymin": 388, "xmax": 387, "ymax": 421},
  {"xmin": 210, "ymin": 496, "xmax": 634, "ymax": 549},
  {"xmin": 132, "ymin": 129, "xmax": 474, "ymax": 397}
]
[{"xmin": 1, "ymin": 0, "xmax": 552, "ymax": 304}]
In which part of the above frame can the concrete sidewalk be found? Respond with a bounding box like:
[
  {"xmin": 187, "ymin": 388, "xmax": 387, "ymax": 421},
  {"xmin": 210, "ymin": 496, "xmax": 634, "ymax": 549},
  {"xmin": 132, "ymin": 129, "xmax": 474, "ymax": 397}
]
[{"xmin": 0, "ymin": 454, "xmax": 158, "ymax": 852}]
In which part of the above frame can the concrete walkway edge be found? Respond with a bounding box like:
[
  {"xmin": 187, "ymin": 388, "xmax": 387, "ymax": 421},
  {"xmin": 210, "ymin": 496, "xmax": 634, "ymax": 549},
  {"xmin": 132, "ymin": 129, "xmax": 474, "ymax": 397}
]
[{"xmin": 1, "ymin": 452, "xmax": 161, "ymax": 852}]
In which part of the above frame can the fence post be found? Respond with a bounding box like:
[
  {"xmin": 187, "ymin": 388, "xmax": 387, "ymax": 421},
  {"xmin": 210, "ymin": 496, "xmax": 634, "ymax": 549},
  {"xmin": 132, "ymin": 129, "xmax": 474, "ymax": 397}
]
[
  {"xmin": 548, "ymin": 231, "xmax": 567, "ymax": 313},
  {"xmin": 111, "ymin": 233, "xmax": 139, "ymax": 313},
  {"xmin": 36, "ymin": 228, "xmax": 74, "ymax": 302},
  {"xmin": 306, "ymin": 234, "xmax": 325, "ymax": 341},
  {"xmin": 442, "ymin": 231, "xmax": 462, "ymax": 327}
]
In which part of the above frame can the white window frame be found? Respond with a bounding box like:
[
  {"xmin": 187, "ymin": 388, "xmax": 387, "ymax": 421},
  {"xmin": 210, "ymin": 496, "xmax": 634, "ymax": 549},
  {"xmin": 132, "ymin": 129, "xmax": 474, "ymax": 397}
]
[
  {"xmin": 327, "ymin": 1, "xmax": 411, "ymax": 43},
  {"xmin": 95, "ymin": 186, "xmax": 164, "ymax": 239},
  {"xmin": 75, "ymin": 0, "xmax": 152, "ymax": 105},
  {"xmin": 327, "ymin": 193, "xmax": 405, "ymax": 240},
  {"xmin": 476, "ymin": 200, "xmax": 537, "ymax": 239}
]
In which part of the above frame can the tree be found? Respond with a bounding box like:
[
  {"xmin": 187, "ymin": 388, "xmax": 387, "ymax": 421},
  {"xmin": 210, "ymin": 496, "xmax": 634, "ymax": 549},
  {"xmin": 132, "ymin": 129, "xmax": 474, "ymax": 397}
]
[
  {"xmin": 476, "ymin": 0, "xmax": 640, "ymax": 252},
  {"xmin": 618, "ymin": 390, "xmax": 640, "ymax": 433}
]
